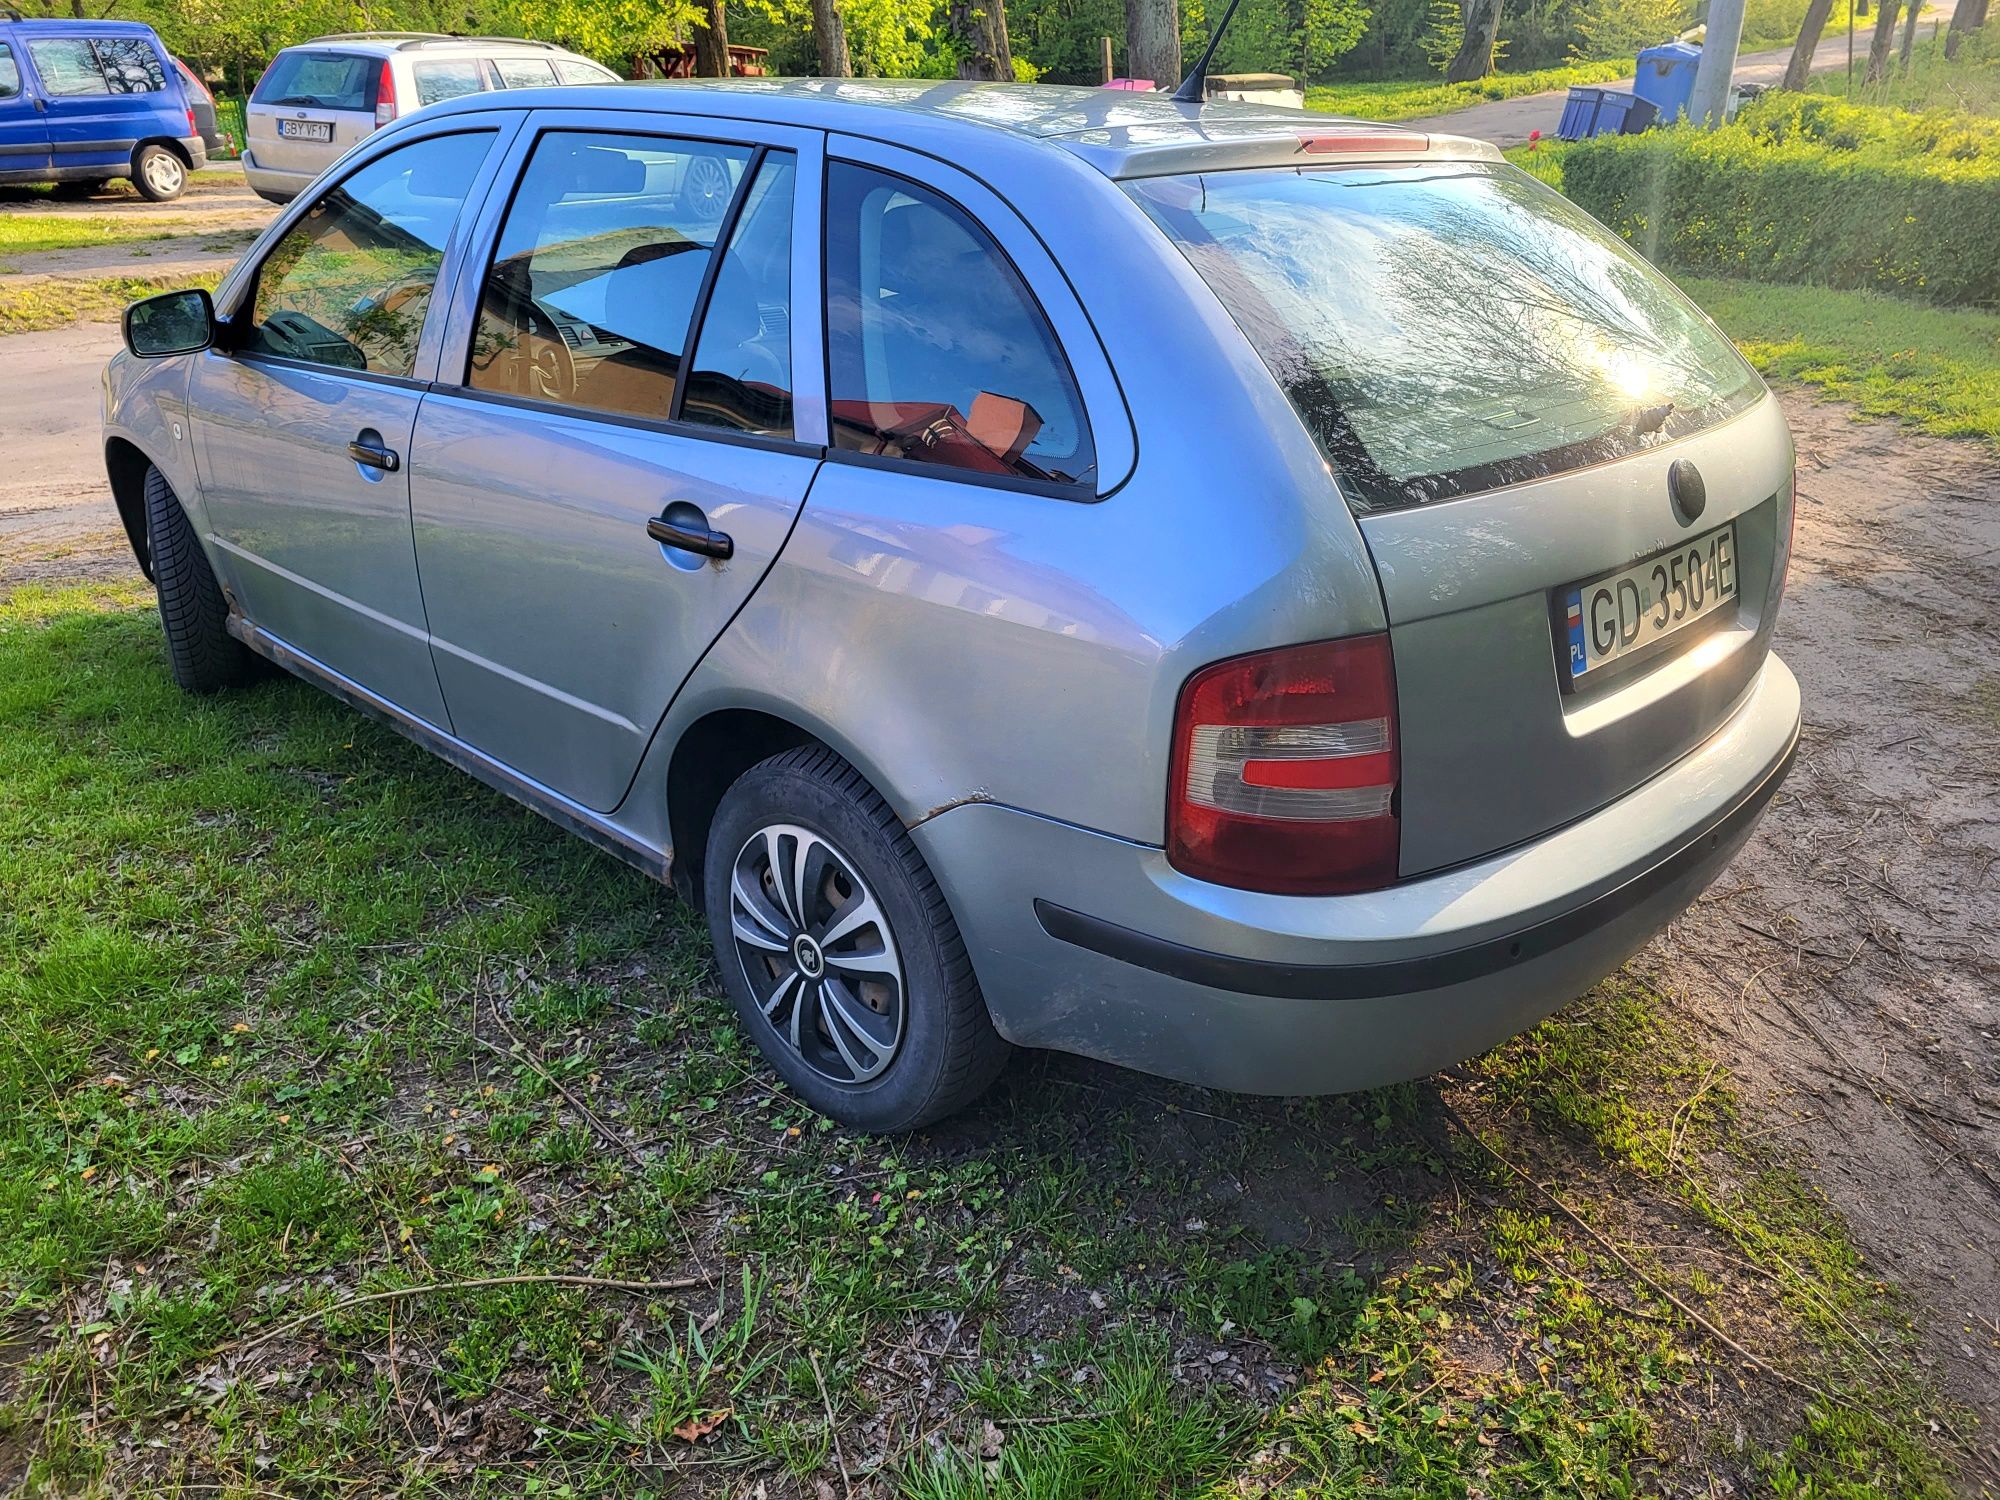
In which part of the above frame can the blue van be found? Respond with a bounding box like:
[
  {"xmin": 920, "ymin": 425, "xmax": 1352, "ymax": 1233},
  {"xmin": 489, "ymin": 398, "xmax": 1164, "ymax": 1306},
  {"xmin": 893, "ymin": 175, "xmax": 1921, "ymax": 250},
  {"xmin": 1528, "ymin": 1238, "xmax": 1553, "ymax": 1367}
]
[{"xmin": 0, "ymin": 15, "xmax": 206, "ymax": 200}]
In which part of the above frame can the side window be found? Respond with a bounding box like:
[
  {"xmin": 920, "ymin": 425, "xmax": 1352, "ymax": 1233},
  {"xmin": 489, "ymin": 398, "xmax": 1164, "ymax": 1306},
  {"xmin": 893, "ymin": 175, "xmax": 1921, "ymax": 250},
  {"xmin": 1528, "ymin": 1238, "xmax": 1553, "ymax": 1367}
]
[
  {"xmin": 94, "ymin": 38, "xmax": 165, "ymax": 94},
  {"xmin": 413, "ymin": 60, "xmax": 485, "ymax": 106},
  {"xmin": 554, "ymin": 59, "xmax": 617, "ymax": 83},
  {"xmin": 825, "ymin": 162, "xmax": 1095, "ymax": 489},
  {"xmin": 26, "ymin": 39, "xmax": 108, "ymax": 96},
  {"xmin": 0, "ymin": 45, "xmax": 19, "ymax": 100},
  {"xmin": 243, "ymin": 131, "xmax": 495, "ymax": 377},
  {"xmin": 682, "ymin": 153, "xmax": 795, "ymax": 438},
  {"xmin": 492, "ymin": 57, "xmax": 556, "ymax": 88},
  {"xmin": 467, "ymin": 131, "xmax": 752, "ymax": 422}
]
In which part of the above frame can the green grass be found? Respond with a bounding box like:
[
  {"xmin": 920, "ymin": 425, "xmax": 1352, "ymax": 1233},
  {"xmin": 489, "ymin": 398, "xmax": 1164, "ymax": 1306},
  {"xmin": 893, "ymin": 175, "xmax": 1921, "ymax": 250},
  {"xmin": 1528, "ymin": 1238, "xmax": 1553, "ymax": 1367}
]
[
  {"xmin": 0, "ymin": 213, "xmax": 213, "ymax": 257},
  {"xmin": 0, "ymin": 580, "xmax": 1973, "ymax": 1496},
  {"xmin": 0, "ymin": 271, "xmax": 222, "ymax": 334},
  {"xmin": 1684, "ymin": 275, "xmax": 2000, "ymax": 443},
  {"xmin": 1306, "ymin": 59, "xmax": 1632, "ymax": 123},
  {"xmin": 1807, "ymin": 17, "xmax": 2000, "ymax": 114}
]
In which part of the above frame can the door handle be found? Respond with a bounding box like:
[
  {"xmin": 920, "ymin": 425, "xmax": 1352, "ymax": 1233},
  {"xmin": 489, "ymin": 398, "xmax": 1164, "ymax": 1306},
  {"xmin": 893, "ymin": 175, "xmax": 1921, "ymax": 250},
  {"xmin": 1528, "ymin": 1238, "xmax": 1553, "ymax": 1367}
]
[
  {"xmin": 646, "ymin": 515, "xmax": 733, "ymax": 561},
  {"xmin": 347, "ymin": 438, "xmax": 400, "ymax": 472}
]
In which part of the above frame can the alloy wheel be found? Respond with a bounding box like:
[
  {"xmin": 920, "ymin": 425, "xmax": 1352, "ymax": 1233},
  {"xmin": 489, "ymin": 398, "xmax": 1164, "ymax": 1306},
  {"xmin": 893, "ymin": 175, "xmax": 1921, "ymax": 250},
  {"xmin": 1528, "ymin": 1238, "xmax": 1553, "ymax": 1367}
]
[{"xmin": 728, "ymin": 823, "xmax": 905, "ymax": 1084}]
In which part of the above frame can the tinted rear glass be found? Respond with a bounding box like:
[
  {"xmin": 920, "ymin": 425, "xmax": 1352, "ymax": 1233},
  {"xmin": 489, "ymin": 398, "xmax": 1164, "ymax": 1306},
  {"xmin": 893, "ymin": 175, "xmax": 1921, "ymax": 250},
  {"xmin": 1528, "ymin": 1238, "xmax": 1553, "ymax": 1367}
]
[
  {"xmin": 1127, "ymin": 162, "xmax": 1761, "ymax": 513},
  {"xmin": 255, "ymin": 50, "xmax": 375, "ymax": 110}
]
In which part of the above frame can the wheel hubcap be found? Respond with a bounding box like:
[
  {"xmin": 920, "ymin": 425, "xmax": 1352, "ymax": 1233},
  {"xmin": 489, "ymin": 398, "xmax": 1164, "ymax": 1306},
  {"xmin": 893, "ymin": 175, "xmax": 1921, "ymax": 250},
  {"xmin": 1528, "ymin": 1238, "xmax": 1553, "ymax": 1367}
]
[
  {"xmin": 145, "ymin": 155, "xmax": 181, "ymax": 193},
  {"xmin": 729, "ymin": 824, "xmax": 904, "ymax": 1084},
  {"xmin": 687, "ymin": 157, "xmax": 729, "ymax": 220}
]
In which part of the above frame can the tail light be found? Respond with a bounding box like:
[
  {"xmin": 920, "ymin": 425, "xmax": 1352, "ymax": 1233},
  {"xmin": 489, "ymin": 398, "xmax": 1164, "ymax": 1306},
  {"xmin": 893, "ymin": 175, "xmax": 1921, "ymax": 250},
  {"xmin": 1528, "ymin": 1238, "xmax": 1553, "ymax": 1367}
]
[
  {"xmin": 1167, "ymin": 635, "xmax": 1400, "ymax": 895},
  {"xmin": 375, "ymin": 61, "xmax": 398, "ymax": 127},
  {"xmin": 187, "ymin": 107, "xmax": 197, "ymax": 135}
]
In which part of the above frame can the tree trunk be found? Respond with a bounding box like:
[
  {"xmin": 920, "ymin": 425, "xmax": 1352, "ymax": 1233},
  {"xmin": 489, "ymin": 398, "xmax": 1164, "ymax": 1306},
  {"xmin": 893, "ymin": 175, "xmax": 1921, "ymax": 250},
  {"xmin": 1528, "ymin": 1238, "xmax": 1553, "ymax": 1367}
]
[
  {"xmin": 692, "ymin": 0, "xmax": 731, "ymax": 77},
  {"xmin": 811, "ymin": 0, "xmax": 851, "ymax": 76},
  {"xmin": 1781, "ymin": 0, "xmax": 1836, "ymax": 89},
  {"xmin": 948, "ymin": 0, "xmax": 1013, "ymax": 79},
  {"xmin": 1862, "ymin": 0, "xmax": 1899, "ymax": 83},
  {"xmin": 1897, "ymin": 0, "xmax": 1922, "ymax": 66},
  {"xmin": 1944, "ymin": 0, "xmax": 1986, "ymax": 57},
  {"xmin": 1443, "ymin": 0, "xmax": 1502, "ymax": 82},
  {"xmin": 1123, "ymin": 0, "xmax": 1180, "ymax": 88}
]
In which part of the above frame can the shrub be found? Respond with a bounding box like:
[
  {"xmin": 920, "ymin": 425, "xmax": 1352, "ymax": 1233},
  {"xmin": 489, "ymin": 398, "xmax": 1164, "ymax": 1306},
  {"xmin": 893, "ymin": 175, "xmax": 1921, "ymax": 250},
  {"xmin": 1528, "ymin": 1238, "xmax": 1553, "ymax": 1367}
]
[
  {"xmin": 1733, "ymin": 90, "xmax": 2000, "ymax": 164},
  {"xmin": 1561, "ymin": 122, "xmax": 2000, "ymax": 306}
]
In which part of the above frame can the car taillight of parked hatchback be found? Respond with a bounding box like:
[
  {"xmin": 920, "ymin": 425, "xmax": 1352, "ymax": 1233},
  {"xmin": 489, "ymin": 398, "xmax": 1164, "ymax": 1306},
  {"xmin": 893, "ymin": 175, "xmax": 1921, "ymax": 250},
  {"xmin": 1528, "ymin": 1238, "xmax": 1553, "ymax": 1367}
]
[{"xmin": 1167, "ymin": 634, "xmax": 1400, "ymax": 894}]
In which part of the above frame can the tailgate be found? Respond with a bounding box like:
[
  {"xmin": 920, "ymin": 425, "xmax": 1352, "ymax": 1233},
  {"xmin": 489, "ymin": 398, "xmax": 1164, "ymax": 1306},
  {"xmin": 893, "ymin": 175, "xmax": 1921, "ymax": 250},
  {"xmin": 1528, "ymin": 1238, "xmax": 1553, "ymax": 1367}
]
[
  {"xmin": 247, "ymin": 103, "xmax": 372, "ymax": 174},
  {"xmin": 1363, "ymin": 397, "xmax": 1793, "ymax": 875}
]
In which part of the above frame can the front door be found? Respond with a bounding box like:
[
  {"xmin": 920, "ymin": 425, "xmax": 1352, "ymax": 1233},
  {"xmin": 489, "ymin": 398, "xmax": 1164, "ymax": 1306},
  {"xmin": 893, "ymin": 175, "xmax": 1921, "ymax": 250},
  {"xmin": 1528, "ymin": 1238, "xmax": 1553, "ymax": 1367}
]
[
  {"xmin": 411, "ymin": 119, "xmax": 824, "ymax": 812},
  {"xmin": 0, "ymin": 41, "xmax": 52, "ymax": 178},
  {"xmin": 189, "ymin": 125, "xmax": 509, "ymax": 728}
]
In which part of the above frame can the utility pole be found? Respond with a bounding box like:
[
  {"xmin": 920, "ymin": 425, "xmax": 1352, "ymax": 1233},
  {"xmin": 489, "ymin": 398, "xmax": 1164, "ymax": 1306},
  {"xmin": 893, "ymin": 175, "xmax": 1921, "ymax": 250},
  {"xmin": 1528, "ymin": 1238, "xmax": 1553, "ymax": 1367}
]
[{"xmin": 1687, "ymin": 0, "xmax": 1748, "ymax": 125}]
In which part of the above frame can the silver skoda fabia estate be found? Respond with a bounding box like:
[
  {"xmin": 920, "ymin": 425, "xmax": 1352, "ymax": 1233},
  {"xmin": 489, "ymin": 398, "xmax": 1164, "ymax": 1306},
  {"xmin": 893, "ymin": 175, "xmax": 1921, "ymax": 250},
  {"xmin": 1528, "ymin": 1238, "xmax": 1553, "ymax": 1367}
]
[{"xmin": 103, "ymin": 80, "xmax": 1800, "ymax": 1131}]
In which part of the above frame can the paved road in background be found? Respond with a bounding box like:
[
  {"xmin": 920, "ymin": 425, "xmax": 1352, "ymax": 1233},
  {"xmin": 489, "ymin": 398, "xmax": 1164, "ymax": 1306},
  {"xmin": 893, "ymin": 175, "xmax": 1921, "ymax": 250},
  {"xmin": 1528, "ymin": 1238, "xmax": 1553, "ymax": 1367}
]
[{"xmin": 1407, "ymin": 2, "xmax": 1958, "ymax": 145}]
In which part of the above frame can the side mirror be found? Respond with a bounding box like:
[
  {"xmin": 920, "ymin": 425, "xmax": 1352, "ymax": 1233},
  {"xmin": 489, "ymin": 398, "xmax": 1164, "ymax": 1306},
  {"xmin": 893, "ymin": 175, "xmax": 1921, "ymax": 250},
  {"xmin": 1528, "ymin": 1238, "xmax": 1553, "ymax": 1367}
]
[{"xmin": 123, "ymin": 287, "xmax": 217, "ymax": 359}]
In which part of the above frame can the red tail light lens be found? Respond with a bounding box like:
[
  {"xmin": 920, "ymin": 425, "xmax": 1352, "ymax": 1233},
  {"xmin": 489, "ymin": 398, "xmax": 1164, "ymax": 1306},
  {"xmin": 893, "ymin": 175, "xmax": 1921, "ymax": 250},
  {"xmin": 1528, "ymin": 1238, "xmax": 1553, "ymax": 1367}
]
[
  {"xmin": 375, "ymin": 61, "xmax": 398, "ymax": 127},
  {"xmin": 1167, "ymin": 635, "xmax": 1400, "ymax": 895}
]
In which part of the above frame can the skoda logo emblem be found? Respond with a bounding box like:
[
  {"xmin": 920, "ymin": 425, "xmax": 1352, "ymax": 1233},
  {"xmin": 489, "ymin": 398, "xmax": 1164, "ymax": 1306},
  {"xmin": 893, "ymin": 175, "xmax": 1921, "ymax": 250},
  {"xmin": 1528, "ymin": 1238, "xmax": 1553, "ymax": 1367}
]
[
  {"xmin": 792, "ymin": 934, "xmax": 824, "ymax": 978},
  {"xmin": 1668, "ymin": 459, "xmax": 1706, "ymax": 527}
]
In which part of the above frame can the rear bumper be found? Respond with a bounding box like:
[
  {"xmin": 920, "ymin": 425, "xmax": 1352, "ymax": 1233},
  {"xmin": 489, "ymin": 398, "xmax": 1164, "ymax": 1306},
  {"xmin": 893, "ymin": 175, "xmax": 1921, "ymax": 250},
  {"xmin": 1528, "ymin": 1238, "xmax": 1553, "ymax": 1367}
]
[
  {"xmin": 180, "ymin": 136, "xmax": 209, "ymax": 171},
  {"xmin": 912, "ymin": 653, "xmax": 1800, "ymax": 1094},
  {"xmin": 239, "ymin": 150, "xmax": 315, "ymax": 200}
]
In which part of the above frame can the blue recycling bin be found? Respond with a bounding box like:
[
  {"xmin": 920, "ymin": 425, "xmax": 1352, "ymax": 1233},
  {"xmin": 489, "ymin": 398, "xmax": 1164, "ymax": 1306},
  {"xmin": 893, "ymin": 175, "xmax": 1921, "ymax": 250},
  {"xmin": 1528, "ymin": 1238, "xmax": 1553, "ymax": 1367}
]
[
  {"xmin": 1556, "ymin": 87, "xmax": 1660, "ymax": 141},
  {"xmin": 1634, "ymin": 39, "xmax": 1703, "ymax": 122}
]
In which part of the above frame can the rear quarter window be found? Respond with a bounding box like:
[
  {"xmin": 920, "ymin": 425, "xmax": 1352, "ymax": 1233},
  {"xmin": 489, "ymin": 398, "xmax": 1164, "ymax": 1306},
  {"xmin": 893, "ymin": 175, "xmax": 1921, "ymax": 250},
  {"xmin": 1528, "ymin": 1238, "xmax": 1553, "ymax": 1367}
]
[
  {"xmin": 94, "ymin": 37, "xmax": 165, "ymax": 93},
  {"xmin": 255, "ymin": 50, "xmax": 375, "ymax": 110},
  {"xmin": 412, "ymin": 60, "xmax": 486, "ymax": 106},
  {"xmin": 1127, "ymin": 161, "xmax": 1762, "ymax": 514}
]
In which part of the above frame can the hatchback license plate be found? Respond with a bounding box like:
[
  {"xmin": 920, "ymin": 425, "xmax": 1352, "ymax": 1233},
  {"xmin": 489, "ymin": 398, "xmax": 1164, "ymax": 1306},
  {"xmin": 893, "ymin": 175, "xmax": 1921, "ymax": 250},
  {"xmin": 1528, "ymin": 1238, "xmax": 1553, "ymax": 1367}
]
[
  {"xmin": 277, "ymin": 119, "xmax": 332, "ymax": 141},
  {"xmin": 1561, "ymin": 522, "xmax": 1738, "ymax": 684}
]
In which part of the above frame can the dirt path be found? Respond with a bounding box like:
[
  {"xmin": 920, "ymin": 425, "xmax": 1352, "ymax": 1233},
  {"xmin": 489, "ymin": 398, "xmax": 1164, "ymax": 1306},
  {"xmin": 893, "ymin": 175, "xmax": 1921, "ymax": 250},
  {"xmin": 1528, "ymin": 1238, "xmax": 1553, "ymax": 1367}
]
[
  {"xmin": 1406, "ymin": 4, "xmax": 1958, "ymax": 145},
  {"xmin": 1643, "ymin": 392, "xmax": 2000, "ymax": 1436}
]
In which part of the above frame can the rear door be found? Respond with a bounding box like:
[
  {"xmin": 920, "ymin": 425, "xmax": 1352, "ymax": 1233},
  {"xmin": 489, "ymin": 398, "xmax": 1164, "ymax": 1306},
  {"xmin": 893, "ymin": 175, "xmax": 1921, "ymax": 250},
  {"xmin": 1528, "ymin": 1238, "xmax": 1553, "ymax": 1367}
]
[
  {"xmin": 247, "ymin": 49, "xmax": 377, "ymax": 178},
  {"xmin": 0, "ymin": 40, "xmax": 52, "ymax": 176},
  {"xmin": 188, "ymin": 122, "xmax": 515, "ymax": 728},
  {"xmin": 1127, "ymin": 160, "xmax": 1794, "ymax": 875},
  {"xmin": 23, "ymin": 33, "xmax": 169, "ymax": 179},
  {"xmin": 410, "ymin": 112, "xmax": 824, "ymax": 812}
]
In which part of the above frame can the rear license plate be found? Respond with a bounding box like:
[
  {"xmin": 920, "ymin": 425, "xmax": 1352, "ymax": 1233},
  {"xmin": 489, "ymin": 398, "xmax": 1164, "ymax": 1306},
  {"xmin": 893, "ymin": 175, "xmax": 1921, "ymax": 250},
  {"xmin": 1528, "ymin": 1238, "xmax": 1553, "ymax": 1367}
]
[
  {"xmin": 1560, "ymin": 522, "xmax": 1738, "ymax": 685},
  {"xmin": 277, "ymin": 119, "xmax": 333, "ymax": 141}
]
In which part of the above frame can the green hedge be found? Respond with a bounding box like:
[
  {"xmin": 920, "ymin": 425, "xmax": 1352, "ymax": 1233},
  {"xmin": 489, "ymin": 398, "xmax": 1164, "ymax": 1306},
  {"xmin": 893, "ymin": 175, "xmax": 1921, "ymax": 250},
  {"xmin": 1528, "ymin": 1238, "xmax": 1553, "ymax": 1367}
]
[{"xmin": 1561, "ymin": 125, "xmax": 2000, "ymax": 307}]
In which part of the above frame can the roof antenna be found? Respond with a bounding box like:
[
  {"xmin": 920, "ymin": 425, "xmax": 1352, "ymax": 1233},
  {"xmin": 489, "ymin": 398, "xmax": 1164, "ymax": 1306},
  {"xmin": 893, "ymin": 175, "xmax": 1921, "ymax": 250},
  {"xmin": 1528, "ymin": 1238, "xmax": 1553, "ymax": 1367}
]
[{"xmin": 1171, "ymin": 0, "xmax": 1246, "ymax": 104}]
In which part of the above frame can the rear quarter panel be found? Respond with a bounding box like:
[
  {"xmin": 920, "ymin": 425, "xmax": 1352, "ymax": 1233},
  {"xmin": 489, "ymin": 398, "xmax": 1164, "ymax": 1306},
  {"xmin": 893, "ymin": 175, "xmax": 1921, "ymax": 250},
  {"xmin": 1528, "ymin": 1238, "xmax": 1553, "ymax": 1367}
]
[{"xmin": 661, "ymin": 138, "xmax": 1387, "ymax": 846}]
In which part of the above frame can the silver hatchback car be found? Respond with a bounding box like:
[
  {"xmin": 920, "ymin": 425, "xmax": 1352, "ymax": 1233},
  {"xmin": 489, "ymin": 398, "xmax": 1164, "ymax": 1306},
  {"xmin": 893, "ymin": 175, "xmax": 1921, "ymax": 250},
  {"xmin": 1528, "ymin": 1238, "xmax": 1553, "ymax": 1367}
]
[{"xmin": 104, "ymin": 81, "xmax": 1800, "ymax": 1131}]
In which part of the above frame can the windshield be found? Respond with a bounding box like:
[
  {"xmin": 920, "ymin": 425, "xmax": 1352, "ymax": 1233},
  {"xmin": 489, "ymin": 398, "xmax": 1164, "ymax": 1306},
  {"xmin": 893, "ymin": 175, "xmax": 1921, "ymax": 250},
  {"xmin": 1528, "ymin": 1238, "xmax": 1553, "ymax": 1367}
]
[
  {"xmin": 254, "ymin": 50, "xmax": 375, "ymax": 110},
  {"xmin": 1126, "ymin": 162, "xmax": 1762, "ymax": 513}
]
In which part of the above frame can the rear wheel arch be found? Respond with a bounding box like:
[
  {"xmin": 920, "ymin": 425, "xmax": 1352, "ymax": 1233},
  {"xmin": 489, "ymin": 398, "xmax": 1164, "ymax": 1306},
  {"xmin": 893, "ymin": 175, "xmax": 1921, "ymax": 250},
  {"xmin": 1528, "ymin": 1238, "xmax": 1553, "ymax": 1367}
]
[
  {"xmin": 104, "ymin": 437, "xmax": 157, "ymax": 580},
  {"xmin": 665, "ymin": 709, "xmax": 822, "ymax": 908}
]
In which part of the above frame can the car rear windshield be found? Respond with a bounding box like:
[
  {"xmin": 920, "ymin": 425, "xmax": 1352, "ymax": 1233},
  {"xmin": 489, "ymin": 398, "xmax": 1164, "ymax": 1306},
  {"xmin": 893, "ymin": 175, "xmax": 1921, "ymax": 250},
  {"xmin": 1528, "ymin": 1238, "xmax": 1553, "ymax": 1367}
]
[
  {"xmin": 254, "ymin": 50, "xmax": 375, "ymax": 110},
  {"xmin": 1125, "ymin": 162, "xmax": 1762, "ymax": 514}
]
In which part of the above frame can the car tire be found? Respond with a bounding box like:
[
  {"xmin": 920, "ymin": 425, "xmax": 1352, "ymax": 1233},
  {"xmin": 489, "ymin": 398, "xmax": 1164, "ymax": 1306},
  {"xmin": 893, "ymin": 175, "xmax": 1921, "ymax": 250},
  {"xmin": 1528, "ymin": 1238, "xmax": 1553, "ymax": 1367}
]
[
  {"xmin": 703, "ymin": 747, "xmax": 1011, "ymax": 1132},
  {"xmin": 131, "ymin": 143, "xmax": 187, "ymax": 202},
  {"xmin": 142, "ymin": 464, "xmax": 255, "ymax": 693},
  {"xmin": 252, "ymin": 188, "xmax": 294, "ymax": 207}
]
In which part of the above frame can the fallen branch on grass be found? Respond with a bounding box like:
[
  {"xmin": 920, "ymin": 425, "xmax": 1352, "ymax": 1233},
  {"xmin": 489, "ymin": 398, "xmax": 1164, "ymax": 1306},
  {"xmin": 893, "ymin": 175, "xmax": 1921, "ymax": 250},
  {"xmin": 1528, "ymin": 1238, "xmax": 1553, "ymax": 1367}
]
[{"xmin": 222, "ymin": 1272, "xmax": 713, "ymax": 1358}]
